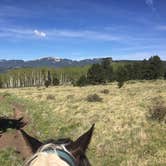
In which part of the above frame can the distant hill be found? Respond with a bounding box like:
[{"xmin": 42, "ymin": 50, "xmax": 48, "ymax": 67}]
[
  {"xmin": 0, "ymin": 57, "xmax": 104, "ymax": 72},
  {"xmin": 0, "ymin": 57, "xmax": 165, "ymax": 73}
]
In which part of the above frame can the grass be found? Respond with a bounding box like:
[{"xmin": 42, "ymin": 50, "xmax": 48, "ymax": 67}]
[
  {"xmin": 0, "ymin": 80, "xmax": 166, "ymax": 165},
  {"xmin": 0, "ymin": 148, "xmax": 23, "ymax": 166}
]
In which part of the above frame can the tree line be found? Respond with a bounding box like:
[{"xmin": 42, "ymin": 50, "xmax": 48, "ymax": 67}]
[
  {"xmin": 0, "ymin": 55, "xmax": 165, "ymax": 88},
  {"xmin": 0, "ymin": 66, "xmax": 89, "ymax": 88},
  {"xmin": 75, "ymin": 56, "xmax": 165, "ymax": 87}
]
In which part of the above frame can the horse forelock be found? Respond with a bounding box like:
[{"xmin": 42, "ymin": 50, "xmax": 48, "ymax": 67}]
[
  {"xmin": 24, "ymin": 143, "xmax": 70, "ymax": 166},
  {"xmin": 24, "ymin": 142, "xmax": 91, "ymax": 166}
]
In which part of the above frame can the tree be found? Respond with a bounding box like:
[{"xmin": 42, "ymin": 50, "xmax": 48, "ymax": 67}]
[
  {"xmin": 116, "ymin": 66, "xmax": 128, "ymax": 88},
  {"xmin": 140, "ymin": 56, "xmax": 163, "ymax": 80},
  {"xmin": 47, "ymin": 70, "xmax": 52, "ymax": 83},
  {"xmin": 44, "ymin": 80, "xmax": 50, "ymax": 88},
  {"xmin": 132, "ymin": 62, "xmax": 142, "ymax": 80},
  {"xmin": 140, "ymin": 59, "xmax": 152, "ymax": 80},
  {"xmin": 101, "ymin": 58, "xmax": 114, "ymax": 82},
  {"xmin": 87, "ymin": 64, "xmax": 105, "ymax": 84},
  {"xmin": 52, "ymin": 77, "xmax": 60, "ymax": 86},
  {"xmin": 76, "ymin": 75, "xmax": 88, "ymax": 86},
  {"xmin": 148, "ymin": 55, "xmax": 163, "ymax": 79},
  {"xmin": 164, "ymin": 71, "xmax": 166, "ymax": 80},
  {"xmin": 0, "ymin": 76, "xmax": 3, "ymax": 88},
  {"xmin": 44, "ymin": 70, "xmax": 52, "ymax": 87}
]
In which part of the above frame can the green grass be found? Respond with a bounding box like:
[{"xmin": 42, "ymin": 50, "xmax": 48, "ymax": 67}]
[
  {"xmin": 0, "ymin": 80, "xmax": 166, "ymax": 165},
  {"xmin": 0, "ymin": 148, "xmax": 23, "ymax": 166}
]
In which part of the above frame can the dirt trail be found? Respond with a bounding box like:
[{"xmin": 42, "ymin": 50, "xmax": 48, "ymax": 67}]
[
  {"xmin": 0, "ymin": 96, "xmax": 4, "ymax": 101},
  {"xmin": 0, "ymin": 94, "xmax": 5, "ymax": 101},
  {"xmin": 0, "ymin": 130, "xmax": 33, "ymax": 159},
  {"xmin": 0, "ymin": 98, "xmax": 33, "ymax": 160},
  {"xmin": 12, "ymin": 103, "xmax": 29, "ymax": 124}
]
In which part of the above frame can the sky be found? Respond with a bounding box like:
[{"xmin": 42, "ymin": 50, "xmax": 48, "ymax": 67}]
[{"xmin": 0, "ymin": 0, "xmax": 166, "ymax": 60}]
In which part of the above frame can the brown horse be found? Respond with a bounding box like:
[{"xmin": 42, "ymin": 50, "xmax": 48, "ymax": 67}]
[{"xmin": 0, "ymin": 117, "xmax": 94, "ymax": 166}]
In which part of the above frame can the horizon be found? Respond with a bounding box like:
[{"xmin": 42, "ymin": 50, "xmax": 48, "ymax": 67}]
[
  {"xmin": 0, "ymin": 55, "xmax": 164, "ymax": 61},
  {"xmin": 0, "ymin": 0, "xmax": 166, "ymax": 60}
]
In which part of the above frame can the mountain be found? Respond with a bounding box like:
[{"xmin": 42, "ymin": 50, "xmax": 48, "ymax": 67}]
[{"xmin": 0, "ymin": 57, "xmax": 106, "ymax": 72}]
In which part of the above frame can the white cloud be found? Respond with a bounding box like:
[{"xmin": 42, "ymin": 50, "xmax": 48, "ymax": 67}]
[
  {"xmin": 47, "ymin": 29, "xmax": 121, "ymax": 41},
  {"xmin": 34, "ymin": 29, "xmax": 46, "ymax": 37},
  {"xmin": 0, "ymin": 27, "xmax": 34, "ymax": 39},
  {"xmin": 145, "ymin": 0, "xmax": 153, "ymax": 6},
  {"xmin": 156, "ymin": 25, "xmax": 166, "ymax": 31},
  {"xmin": 119, "ymin": 51, "xmax": 166, "ymax": 60},
  {"xmin": 145, "ymin": 0, "xmax": 155, "ymax": 10},
  {"xmin": 0, "ymin": 26, "xmax": 121, "ymax": 41}
]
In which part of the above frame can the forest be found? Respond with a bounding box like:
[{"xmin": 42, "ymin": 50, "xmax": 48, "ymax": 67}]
[{"xmin": 0, "ymin": 56, "xmax": 165, "ymax": 88}]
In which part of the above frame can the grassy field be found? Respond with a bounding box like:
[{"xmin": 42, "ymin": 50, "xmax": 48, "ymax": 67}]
[{"xmin": 0, "ymin": 80, "xmax": 166, "ymax": 166}]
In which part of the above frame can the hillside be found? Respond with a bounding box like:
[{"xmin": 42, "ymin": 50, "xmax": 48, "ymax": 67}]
[
  {"xmin": 0, "ymin": 57, "xmax": 103, "ymax": 73},
  {"xmin": 0, "ymin": 80, "xmax": 166, "ymax": 165}
]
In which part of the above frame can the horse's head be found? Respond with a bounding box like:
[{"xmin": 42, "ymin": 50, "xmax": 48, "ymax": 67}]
[{"xmin": 23, "ymin": 124, "xmax": 95, "ymax": 166}]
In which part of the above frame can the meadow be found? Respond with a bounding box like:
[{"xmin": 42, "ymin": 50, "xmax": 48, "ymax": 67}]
[{"xmin": 0, "ymin": 80, "xmax": 166, "ymax": 166}]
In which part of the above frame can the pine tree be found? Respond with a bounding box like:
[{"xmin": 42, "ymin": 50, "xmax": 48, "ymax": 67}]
[
  {"xmin": 116, "ymin": 66, "xmax": 128, "ymax": 88},
  {"xmin": 76, "ymin": 75, "xmax": 88, "ymax": 86},
  {"xmin": 164, "ymin": 71, "xmax": 166, "ymax": 80},
  {"xmin": 101, "ymin": 58, "xmax": 113, "ymax": 82},
  {"xmin": 87, "ymin": 64, "xmax": 105, "ymax": 84},
  {"xmin": 148, "ymin": 55, "xmax": 163, "ymax": 79}
]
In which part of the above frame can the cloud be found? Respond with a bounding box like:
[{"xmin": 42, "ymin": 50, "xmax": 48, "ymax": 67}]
[
  {"xmin": 156, "ymin": 25, "xmax": 166, "ymax": 31},
  {"xmin": 120, "ymin": 51, "xmax": 166, "ymax": 60},
  {"xmin": 0, "ymin": 27, "xmax": 34, "ymax": 39},
  {"xmin": 145, "ymin": 0, "xmax": 153, "ymax": 6},
  {"xmin": 145, "ymin": 0, "xmax": 155, "ymax": 11},
  {"xmin": 0, "ymin": 26, "xmax": 121, "ymax": 41},
  {"xmin": 47, "ymin": 29, "xmax": 121, "ymax": 41},
  {"xmin": 34, "ymin": 30, "xmax": 46, "ymax": 37}
]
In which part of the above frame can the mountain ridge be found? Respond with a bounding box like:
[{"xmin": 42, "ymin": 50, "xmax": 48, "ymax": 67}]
[{"xmin": 0, "ymin": 57, "xmax": 109, "ymax": 72}]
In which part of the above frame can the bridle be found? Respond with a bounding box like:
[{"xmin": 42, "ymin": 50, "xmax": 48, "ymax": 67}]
[{"xmin": 41, "ymin": 143, "xmax": 76, "ymax": 166}]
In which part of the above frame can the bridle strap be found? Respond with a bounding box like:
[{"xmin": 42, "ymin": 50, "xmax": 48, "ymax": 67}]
[{"xmin": 43, "ymin": 144, "xmax": 76, "ymax": 166}]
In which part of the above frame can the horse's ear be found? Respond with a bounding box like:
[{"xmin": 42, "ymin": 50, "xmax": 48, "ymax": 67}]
[
  {"xmin": 20, "ymin": 129, "xmax": 43, "ymax": 153},
  {"xmin": 67, "ymin": 124, "xmax": 95, "ymax": 157}
]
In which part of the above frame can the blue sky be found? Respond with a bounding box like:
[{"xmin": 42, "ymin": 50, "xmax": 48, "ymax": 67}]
[{"xmin": 0, "ymin": 0, "xmax": 166, "ymax": 60}]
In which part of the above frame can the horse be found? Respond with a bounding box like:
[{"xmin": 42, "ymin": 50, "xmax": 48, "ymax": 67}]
[{"xmin": 0, "ymin": 117, "xmax": 95, "ymax": 166}]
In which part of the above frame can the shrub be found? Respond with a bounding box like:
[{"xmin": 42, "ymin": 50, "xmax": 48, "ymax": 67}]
[
  {"xmin": 164, "ymin": 71, "xmax": 166, "ymax": 79},
  {"xmin": 118, "ymin": 81, "xmax": 124, "ymax": 88},
  {"xmin": 100, "ymin": 89, "xmax": 109, "ymax": 94},
  {"xmin": 148, "ymin": 97, "xmax": 166, "ymax": 122},
  {"xmin": 37, "ymin": 94, "xmax": 42, "ymax": 99},
  {"xmin": 66, "ymin": 95, "xmax": 74, "ymax": 100},
  {"xmin": 116, "ymin": 66, "xmax": 127, "ymax": 88},
  {"xmin": 44, "ymin": 80, "xmax": 51, "ymax": 88},
  {"xmin": 76, "ymin": 75, "xmax": 88, "ymax": 87},
  {"xmin": 52, "ymin": 77, "xmax": 60, "ymax": 86},
  {"xmin": 87, "ymin": 64, "xmax": 105, "ymax": 85},
  {"xmin": 46, "ymin": 95, "xmax": 55, "ymax": 100},
  {"xmin": 3, "ymin": 93, "xmax": 11, "ymax": 97},
  {"xmin": 86, "ymin": 94, "xmax": 103, "ymax": 102}
]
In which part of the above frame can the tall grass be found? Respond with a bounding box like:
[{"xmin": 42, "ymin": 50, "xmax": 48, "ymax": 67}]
[{"xmin": 0, "ymin": 80, "xmax": 166, "ymax": 165}]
